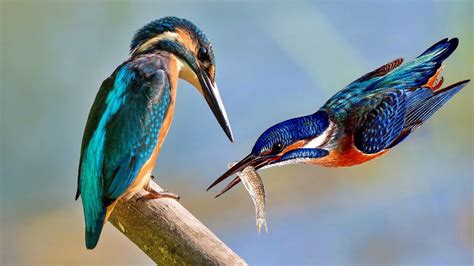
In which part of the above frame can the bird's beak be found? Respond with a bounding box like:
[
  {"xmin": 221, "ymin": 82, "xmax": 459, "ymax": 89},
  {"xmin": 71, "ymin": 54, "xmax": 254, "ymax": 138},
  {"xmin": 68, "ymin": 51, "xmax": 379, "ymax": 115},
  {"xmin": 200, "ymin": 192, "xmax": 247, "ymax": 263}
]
[
  {"xmin": 198, "ymin": 69, "xmax": 234, "ymax": 142},
  {"xmin": 207, "ymin": 154, "xmax": 274, "ymax": 197}
]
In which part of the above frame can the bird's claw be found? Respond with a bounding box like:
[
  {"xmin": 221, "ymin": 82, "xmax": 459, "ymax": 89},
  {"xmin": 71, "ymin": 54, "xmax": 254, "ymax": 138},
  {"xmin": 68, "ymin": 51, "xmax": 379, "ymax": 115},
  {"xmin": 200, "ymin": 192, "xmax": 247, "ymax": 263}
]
[{"xmin": 136, "ymin": 190, "xmax": 180, "ymax": 202}]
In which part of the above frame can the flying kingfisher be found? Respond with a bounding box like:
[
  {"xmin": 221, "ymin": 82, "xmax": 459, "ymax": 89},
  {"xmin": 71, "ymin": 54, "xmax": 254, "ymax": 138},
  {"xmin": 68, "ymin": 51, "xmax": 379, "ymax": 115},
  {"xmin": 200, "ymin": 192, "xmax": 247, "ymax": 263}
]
[
  {"xmin": 75, "ymin": 17, "xmax": 233, "ymax": 249},
  {"xmin": 208, "ymin": 38, "xmax": 469, "ymax": 197}
]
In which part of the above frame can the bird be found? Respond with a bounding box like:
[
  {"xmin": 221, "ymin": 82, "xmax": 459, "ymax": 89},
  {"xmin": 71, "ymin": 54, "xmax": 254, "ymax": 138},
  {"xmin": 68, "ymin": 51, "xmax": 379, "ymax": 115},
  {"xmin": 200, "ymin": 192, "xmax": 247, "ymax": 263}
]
[
  {"xmin": 75, "ymin": 17, "xmax": 234, "ymax": 249},
  {"xmin": 208, "ymin": 38, "xmax": 469, "ymax": 197}
]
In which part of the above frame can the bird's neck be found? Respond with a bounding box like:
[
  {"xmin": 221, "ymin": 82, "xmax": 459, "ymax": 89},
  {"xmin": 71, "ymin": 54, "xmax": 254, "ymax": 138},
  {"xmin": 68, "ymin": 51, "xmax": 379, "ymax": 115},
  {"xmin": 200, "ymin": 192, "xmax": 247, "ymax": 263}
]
[
  {"xmin": 150, "ymin": 53, "xmax": 179, "ymax": 148},
  {"xmin": 303, "ymin": 120, "xmax": 337, "ymax": 150},
  {"xmin": 173, "ymin": 54, "xmax": 203, "ymax": 94},
  {"xmin": 297, "ymin": 111, "xmax": 336, "ymax": 150},
  {"xmin": 166, "ymin": 54, "xmax": 182, "ymax": 94}
]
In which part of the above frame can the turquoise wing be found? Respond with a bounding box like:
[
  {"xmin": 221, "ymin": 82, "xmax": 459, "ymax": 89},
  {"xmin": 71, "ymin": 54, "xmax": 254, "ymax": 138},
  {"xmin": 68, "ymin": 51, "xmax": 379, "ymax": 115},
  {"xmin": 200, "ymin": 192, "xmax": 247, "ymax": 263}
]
[
  {"xmin": 77, "ymin": 60, "xmax": 171, "ymax": 249},
  {"xmin": 368, "ymin": 38, "xmax": 458, "ymax": 91},
  {"xmin": 344, "ymin": 58, "xmax": 404, "ymax": 91},
  {"xmin": 340, "ymin": 38, "xmax": 458, "ymax": 96}
]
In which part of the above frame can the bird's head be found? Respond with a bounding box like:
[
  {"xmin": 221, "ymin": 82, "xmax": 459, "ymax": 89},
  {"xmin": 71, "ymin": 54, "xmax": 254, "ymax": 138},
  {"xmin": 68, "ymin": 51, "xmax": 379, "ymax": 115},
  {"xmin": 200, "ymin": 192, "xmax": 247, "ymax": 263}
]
[
  {"xmin": 130, "ymin": 16, "xmax": 233, "ymax": 141},
  {"xmin": 207, "ymin": 111, "xmax": 331, "ymax": 195}
]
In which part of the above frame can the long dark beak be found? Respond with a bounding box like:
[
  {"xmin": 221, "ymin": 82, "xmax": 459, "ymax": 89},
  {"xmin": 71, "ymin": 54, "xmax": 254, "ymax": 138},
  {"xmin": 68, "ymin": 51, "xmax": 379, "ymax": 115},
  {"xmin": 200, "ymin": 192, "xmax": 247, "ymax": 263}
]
[
  {"xmin": 198, "ymin": 69, "xmax": 234, "ymax": 142},
  {"xmin": 207, "ymin": 154, "xmax": 272, "ymax": 197}
]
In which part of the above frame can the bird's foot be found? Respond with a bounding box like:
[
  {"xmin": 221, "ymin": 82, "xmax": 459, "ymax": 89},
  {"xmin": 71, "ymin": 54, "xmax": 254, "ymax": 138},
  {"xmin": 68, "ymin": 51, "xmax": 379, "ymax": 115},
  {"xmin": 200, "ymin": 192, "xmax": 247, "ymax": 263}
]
[
  {"xmin": 433, "ymin": 76, "xmax": 444, "ymax": 91},
  {"xmin": 136, "ymin": 188, "xmax": 180, "ymax": 202}
]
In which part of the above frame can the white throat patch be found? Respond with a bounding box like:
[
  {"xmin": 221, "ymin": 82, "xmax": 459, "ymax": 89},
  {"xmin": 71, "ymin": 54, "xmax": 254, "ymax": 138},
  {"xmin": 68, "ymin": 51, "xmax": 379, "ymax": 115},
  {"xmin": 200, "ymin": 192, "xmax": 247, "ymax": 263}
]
[
  {"xmin": 303, "ymin": 121, "xmax": 335, "ymax": 149},
  {"xmin": 175, "ymin": 56, "xmax": 201, "ymax": 93}
]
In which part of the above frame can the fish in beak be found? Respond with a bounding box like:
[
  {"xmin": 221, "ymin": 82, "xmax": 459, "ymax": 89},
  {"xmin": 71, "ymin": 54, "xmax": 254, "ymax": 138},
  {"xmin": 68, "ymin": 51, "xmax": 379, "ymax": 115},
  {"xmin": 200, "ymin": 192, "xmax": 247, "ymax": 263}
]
[
  {"xmin": 227, "ymin": 162, "xmax": 268, "ymax": 233},
  {"xmin": 207, "ymin": 154, "xmax": 275, "ymax": 197}
]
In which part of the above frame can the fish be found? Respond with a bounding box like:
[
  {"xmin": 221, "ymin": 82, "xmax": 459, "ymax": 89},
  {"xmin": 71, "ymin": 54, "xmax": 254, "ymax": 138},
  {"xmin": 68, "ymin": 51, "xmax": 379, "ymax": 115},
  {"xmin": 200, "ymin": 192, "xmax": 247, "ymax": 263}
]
[{"xmin": 228, "ymin": 162, "xmax": 268, "ymax": 233}]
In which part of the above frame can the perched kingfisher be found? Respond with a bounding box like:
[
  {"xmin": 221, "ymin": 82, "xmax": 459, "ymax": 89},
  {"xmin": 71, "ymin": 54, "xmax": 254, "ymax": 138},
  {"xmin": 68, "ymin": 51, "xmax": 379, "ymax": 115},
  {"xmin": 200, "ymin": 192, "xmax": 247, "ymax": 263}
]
[
  {"xmin": 75, "ymin": 17, "xmax": 233, "ymax": 249},
  {"xmin": 208, "ymin": 38, "xmax": 469, "ymax": 197}
]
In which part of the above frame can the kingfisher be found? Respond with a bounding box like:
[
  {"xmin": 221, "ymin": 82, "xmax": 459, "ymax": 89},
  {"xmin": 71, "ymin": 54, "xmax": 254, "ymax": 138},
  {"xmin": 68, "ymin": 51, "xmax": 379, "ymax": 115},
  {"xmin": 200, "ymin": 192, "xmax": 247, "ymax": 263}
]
[
  {"xmin": 208, "ymin": 38, "xmax": 469, "ymax": 197},
  {"xmin": 75, "ymin": 17, "xmax": 233, "ymax": 249}
]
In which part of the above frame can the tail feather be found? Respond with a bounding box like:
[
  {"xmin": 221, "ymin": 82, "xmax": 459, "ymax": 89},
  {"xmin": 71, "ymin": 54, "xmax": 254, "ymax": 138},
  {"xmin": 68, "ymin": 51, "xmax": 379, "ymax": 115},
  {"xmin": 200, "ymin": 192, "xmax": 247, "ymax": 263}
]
[
  {"xmin": 80, "ymin": 172, "xmax": 107, "ymax": 249},
  {"xmin": 417, "ymin": 38, "xmax": 458, "ymax": 62},
  {"xmin": 85, "ymin": 210, "xmax": 106, "ymax": 249}
]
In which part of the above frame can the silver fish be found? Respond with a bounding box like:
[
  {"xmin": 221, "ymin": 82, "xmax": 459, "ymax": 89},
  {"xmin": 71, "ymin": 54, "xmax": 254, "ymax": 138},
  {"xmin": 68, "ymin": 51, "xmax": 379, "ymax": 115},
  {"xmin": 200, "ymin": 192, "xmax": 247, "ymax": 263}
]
[{"xmin": 228, "ymin": 162, "xmax": 267, "ymax": 233}]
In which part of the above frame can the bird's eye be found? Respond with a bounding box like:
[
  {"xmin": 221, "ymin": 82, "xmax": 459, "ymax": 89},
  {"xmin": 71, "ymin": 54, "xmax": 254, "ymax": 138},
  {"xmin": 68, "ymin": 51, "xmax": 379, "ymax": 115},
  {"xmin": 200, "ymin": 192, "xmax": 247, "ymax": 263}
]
[
  {"xmin": 197, "ymin": 47, "xmax": 209, "ymax": 61},
  {"xmin": 271, "ymin": 142, "xmax": 285, "ymax": 154}
]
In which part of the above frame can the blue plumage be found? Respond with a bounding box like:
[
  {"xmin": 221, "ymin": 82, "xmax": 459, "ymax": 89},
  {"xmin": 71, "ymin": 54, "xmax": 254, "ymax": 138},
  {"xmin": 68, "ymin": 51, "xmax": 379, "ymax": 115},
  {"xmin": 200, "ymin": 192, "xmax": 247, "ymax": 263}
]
[
  {"xmin": 77, "ymin": 55, "xmax": 171, "ymax": 249},
  {"xmin": 278, "ymin": 148, "xmax": 329, "ymax": 162},
  {"xmin": 367, "ymin": 38, "xmax": 457, "ymax": 91},
  {"xmin": 79, "ymin": 16, "xmax": 234, "ymax": 250},
  {"xmin": 405, "ymin": 81, "xmax": 467, "ymax": 129},
  {"xmin": 322, "ymin": 38, "xmax": 467, "ymax": 153},
  {"xmin": 354, "ymin": 90, "xmax": 407, "ymax": 154},
  {"xmin": 251, "ymin": 111, "xmax": 329, "ymax": 155},
  {"xmin": 208, "ymin": 38, "xmax": 469, "ymax": 197},
  {"xmin": 130, "ymin": 17, "xmax": 213, "ymax": 63},
  {"xmin": 131, "ymin": 17, "xmax": 200, "ymax": 50}
]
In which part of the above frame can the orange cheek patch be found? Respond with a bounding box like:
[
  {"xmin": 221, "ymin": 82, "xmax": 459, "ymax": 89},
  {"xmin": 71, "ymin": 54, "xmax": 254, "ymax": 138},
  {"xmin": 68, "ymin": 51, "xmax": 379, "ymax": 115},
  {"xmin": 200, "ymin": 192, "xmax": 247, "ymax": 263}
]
[
  {"xmin": 176, "ymin": 28, "xmax": 197, "ymax": 53},
  {"xmin": 279, "ymin": 140, "xmax": 307, "ymax": 155},
  {"xmin": 208, "ymin": 65, "xmax": 216, "ymax": 81}
]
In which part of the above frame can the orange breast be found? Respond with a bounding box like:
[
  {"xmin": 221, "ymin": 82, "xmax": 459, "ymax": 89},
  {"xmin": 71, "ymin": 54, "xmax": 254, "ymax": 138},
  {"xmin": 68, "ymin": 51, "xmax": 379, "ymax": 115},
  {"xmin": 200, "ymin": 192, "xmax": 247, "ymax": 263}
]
[{"xmin": 310, "ymin": 135, "xmax": 388, "ymax": 167}]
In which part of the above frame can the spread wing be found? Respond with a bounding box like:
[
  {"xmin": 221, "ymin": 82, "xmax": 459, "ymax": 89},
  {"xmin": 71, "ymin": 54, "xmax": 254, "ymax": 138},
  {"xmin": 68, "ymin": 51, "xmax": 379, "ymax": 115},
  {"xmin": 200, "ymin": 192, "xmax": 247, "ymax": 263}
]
[
  {"xmin": 76, "ymin": 61, "xmax": 171, "ymax": 248},
  {"xmin": 330, "ymin": 38, "xmax": 464, "ymax": 155},
  {"xmin": 353, "ymin": 79, "xmax": 469, "ymax": 154}
]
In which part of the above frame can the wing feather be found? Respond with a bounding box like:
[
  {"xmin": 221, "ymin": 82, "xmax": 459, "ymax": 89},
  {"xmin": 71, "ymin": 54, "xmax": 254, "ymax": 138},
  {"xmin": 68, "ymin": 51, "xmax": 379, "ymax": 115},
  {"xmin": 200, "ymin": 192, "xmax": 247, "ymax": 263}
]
[
  {"xmin": 354, "ymin": 58, "xmax": 404, "ymax": 83},
  {"xmin": 102, "ymin": 68, "xmax": 171, "ymax": 199},
  {"xmin": 354, "ymin": 90, "xmax": 407, "ymax": 154},
  {"xmin": 353, "ymin": 80, "xmax": 469, "ymax": 154},
  {"xmin": 369, "ymin": 38, "xmax": 458, "ymax": 90},
  {"xmin": 77, "ymin": 59, "xmax": 171, "ymax": 249}
]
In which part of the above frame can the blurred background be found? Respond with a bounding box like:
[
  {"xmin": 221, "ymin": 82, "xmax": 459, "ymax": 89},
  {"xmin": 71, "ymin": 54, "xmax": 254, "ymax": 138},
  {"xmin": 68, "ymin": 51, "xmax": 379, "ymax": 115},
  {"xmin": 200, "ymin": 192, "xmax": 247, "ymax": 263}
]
[{"xmin": 1, "ymin": 0, "xmax": 473, "ymax": 265}]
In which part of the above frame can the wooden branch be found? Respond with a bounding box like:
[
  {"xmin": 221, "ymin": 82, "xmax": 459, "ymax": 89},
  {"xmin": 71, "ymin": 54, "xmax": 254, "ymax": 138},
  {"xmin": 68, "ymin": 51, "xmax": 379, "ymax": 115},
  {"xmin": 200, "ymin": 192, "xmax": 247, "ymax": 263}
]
[{"xmin": 108, "ymin": 181, "xmax": 247, "ymax": 265}]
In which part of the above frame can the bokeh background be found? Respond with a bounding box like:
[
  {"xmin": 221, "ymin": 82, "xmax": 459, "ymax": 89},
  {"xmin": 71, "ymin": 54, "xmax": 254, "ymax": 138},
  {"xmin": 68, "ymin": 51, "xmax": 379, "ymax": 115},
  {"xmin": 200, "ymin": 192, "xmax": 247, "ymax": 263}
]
[{"xmin": 1, "ymin": 0, "xmax": 473, "ymax": 265}]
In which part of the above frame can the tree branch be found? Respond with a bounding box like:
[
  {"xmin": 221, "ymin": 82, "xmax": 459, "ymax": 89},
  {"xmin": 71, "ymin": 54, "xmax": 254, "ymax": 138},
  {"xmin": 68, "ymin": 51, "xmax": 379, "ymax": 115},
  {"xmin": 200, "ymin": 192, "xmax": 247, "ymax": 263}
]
[{"xmin": 109, "ymin": 181, "xmax": 246, "ymax": 265}]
